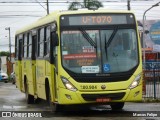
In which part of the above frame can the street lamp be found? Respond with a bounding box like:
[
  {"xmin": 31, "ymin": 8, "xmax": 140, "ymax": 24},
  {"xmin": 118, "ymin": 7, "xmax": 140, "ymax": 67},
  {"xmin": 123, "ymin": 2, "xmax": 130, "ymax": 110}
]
[
  {"xmin": 5, "ymin": 27, "xmax": 11, "ymax": 62},
  {"xmin": 142, "ymin": 1, "xmax": 160, "ymax": 69}
]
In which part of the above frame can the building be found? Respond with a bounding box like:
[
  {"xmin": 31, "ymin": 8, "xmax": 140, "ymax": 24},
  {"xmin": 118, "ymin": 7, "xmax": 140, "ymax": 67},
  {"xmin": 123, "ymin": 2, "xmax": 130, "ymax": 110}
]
[
  {"xmin": 0, "ymin": 54, "xmax": 15, "ymax": 75},
  {"xmin": 0, "ymin": 56, "xmax": 7, "ymax": 72}
]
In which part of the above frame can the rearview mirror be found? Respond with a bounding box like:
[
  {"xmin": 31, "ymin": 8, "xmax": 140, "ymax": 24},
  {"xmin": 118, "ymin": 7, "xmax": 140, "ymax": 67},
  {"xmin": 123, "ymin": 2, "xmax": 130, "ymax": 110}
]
[{"xmin": 51, "ymin": 32, "xmax": 59, "ymax": 47}]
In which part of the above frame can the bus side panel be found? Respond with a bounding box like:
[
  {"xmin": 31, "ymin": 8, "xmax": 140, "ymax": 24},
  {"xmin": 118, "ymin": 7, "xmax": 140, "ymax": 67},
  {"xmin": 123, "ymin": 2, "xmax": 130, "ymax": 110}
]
[
  {"xmin": 15, "ymin": 61, "xmax": 22, "ymax": 91},
  {"xmin": 26, "ymin": 60, "xmax": 35, "ymax": 96},
  {"xmin": 45, "ymin": 61, "xmax": 56, "ymax": 102},
  {"xmin": 45, "ymin": 60, "xmax": 51, "ymax": 99},
  {"xmin": 21, "ymin": 60, "xmax": 26, "ymax": 92},
  {"xmin": 36, "ymin": 60, "xmax": 46, "ymax": 99},
  {"xmin": 33, "ymin": 61, "xmax": 37, "ymax": 96}
]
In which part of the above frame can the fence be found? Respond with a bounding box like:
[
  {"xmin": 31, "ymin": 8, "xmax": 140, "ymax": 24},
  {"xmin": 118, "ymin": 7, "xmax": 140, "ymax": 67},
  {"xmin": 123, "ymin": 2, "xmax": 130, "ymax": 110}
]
[{"xmin": 143, "ymin": 62, "xmax": 160, "ymax": 99}]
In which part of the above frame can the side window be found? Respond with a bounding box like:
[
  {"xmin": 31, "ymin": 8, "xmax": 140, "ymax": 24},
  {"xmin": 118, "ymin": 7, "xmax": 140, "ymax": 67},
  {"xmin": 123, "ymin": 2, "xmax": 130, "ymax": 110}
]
[
  {"xmin": 28, "ymin": 32, "xmax": 32, "ymax": 58},
  {"xmin": 38, "ymin": 28, "xmax": 44, "ymax": 57},
  {"xmin": 23, "ymin": 34, "xmax": 28, "ymax": 58},
  {"xmin": 15, "ymin": 37, "xmax": 19, "ymax": 59},
  {"xmin": 44, "ymin": 26, "xmax": 51, "ymax": 56},
  {"xmin": 32, "ymin": 35, "xmax": 37, "ymax": 59},
  {"xmin": 15, "ymin": 35, "xmax": 23, "ymax": 60},
  {"xmin": 18, "ymin": 39, "xmax": 23, "ymax": 60}
]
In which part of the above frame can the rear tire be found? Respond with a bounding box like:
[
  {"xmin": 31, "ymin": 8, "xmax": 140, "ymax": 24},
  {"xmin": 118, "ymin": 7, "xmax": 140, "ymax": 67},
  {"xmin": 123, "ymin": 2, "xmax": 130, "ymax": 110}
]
[
  {"xmin": 34, "ymin": 98, "xmax": 41, "ymax": 104},
  {"xmin": 12, "ymin": 78, "xmax": 15, "ymax": 84},
  {"xmin": 24, "ymin": 82, "xmax": 34, "ymax": 104},
  {"xmin": 110, "ymin": 102, "xmax": 124, "ymax": 110},
  {"xmin": 4, "ymin": 80, "xmax": 8, "ymax": 83}
]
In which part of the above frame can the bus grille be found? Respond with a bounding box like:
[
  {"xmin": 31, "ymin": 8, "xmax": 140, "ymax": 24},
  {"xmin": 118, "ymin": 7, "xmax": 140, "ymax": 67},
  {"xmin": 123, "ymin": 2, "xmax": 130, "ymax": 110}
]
[{"xmin": 81, "ymin": 92, "xmax": 125, "ymax": 101}]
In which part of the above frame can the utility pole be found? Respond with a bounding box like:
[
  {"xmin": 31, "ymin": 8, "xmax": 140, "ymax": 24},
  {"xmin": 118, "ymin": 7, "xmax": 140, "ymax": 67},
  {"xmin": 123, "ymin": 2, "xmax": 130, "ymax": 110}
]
[
  {"xmin": 5, "ymin": 27, "xmax": 11, "ymax": 62},
  {"xmin": 127, "ymin": 0, "xmax": 131, "ymax": 10},
  {"xmin": 47, "ymin": 0, "xmax": 49, "ymax": 14}
]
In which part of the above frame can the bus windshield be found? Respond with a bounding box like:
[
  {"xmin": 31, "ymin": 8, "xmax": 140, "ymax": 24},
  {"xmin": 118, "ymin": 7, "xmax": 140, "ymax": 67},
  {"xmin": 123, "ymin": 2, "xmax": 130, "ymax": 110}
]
[{"xmin": 61, "ymin": 28, "xmax": 138, "ymax": 74}]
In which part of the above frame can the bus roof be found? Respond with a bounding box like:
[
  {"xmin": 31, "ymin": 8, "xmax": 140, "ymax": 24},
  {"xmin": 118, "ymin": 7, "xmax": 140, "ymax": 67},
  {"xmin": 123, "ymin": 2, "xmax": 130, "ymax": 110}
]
[{"xmin": 15, "ymin": 9, "xmax": 135, "ymax": 35}]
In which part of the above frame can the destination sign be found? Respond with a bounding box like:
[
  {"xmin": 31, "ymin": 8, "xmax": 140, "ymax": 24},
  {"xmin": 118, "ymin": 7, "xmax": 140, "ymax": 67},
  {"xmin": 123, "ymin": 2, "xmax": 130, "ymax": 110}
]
[{"xmin": 60, "ymin": 14, "xmax": 135, "ymax": 26}]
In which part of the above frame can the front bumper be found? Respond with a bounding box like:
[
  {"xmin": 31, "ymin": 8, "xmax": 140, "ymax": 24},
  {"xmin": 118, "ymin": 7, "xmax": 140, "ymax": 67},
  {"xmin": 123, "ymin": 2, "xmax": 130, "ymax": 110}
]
[{"xmin": 57, "ymin": 85, "xmax": 142, "ymax": 104}]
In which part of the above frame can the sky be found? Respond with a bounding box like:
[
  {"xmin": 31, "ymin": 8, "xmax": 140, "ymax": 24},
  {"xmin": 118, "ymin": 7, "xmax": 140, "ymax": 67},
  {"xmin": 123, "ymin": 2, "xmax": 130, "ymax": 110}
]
[{"xmin": 0, "ymin": 0, "xmax": 160, "ymax": 52}]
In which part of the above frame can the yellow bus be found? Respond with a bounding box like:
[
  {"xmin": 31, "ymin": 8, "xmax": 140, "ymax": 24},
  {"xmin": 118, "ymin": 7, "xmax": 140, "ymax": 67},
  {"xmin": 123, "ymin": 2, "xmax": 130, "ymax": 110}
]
[{"xmin": 15, "ymin": 9, "xmax": 143, "ymax": 111}]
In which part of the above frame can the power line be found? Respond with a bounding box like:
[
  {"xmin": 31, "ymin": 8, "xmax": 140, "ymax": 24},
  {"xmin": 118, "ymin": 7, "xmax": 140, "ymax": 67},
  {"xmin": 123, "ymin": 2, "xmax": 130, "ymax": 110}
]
[
  {"xmin": 34, "ymin": 0, "xmax": 47, "ymax": 11},
  {"xmin": 0, "ymin": 4, "xmax": 158, "ymax": 7},
  {"xmin": 0, "ymin": 15, "xmax": 42, "ymax": 17},
  {"xmin": 0, "ymin": 0, "xmax": 158, "ymax": 4},
  {"xmin": 0, "ymin": 11, "xmax": 44, "ymax": 13},
  {"xmin": 0, "ymin": 1, "xmax": 158, "ymax": 3},
  {"xmin": 0, "ymin": 44, "xmax": 15, "ymax": 46}
]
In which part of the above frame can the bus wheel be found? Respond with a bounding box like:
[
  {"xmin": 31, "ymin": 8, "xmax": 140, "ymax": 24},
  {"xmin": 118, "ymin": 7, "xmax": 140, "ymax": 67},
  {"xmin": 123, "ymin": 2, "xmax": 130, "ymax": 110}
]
[
  {"xmin": 110, "ymin": 102, "xmax": 124, "ymax": 110},
  {"xmin": 24, "ymin": 83, "xmax": 34, "ymax": 104},
  {"xmin": 47, "ymin": 87, "xmax": 62, "ymax": 112}
]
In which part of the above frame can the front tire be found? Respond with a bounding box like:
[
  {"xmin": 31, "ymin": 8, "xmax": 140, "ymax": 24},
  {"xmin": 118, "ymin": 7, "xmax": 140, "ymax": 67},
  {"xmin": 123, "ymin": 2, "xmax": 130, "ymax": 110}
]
[
  {"xmin": 47, "ymin": 87, "xmax": 62, "ymax": 112},
  {"xmin": 110, "ymin": 102, "xmax": 124, "ymax": 110}
]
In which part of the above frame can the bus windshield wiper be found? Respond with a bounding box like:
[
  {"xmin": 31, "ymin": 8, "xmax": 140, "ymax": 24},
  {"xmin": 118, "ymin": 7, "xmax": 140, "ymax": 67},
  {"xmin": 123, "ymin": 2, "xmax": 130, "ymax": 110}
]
[
  {"xmin": 80, "ymin": 28, "xmax": 97, "ymax": 48},
  {"xmin": 105, "ymin": 28, "xmax": 118, "ymax": 48},
  {"xmin": 105, "ymin": 28, "xmax": 118, "ymax": 59}
]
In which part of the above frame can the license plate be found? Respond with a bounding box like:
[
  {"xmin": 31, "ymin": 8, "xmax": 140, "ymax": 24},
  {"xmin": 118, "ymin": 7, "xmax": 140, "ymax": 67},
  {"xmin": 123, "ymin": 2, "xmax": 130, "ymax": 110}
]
[{"xmin": 96, "ymin": 98, "xmax": 111, "ymax": 102}]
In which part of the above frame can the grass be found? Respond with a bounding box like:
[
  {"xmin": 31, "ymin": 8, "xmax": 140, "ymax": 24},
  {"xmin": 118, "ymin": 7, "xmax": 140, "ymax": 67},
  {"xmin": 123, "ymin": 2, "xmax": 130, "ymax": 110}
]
[{"xmin": 142, "ymin": 98, "xmax": 160, "ymax": 103}]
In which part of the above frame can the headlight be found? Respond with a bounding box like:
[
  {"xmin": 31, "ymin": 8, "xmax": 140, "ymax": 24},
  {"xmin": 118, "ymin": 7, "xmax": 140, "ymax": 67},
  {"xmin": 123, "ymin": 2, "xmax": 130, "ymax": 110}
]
[
  {"xmin": 61, "ymin": 76, "xmax": 77, "ymax": 92},
  {"xmin": 129, "ymin": 74, "xmax": 141, "ymax": 89}
]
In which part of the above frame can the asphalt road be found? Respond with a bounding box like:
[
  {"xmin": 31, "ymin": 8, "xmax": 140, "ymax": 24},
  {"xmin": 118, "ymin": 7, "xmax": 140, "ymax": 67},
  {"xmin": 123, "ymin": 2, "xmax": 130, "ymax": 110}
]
[{"xmin": 0, "ymin": 82, "xmax": 160, "ymax": 120}]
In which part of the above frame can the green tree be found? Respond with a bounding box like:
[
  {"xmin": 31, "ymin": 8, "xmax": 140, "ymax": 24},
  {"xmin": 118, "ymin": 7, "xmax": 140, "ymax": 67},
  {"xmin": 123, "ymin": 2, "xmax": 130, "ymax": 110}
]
[
  {"xmin": 0, "ymin": 51, "xmax": 10, "ymax": 56},
  {"xmin": 84, "ymin": 0, "xmax": 103, "ymax": 9},
  {"xmin": 68, "ymin": 0, "xmax": 103, "ymax": 10},
  {"xmin": 68, "ymin": 2, "xmax": 83, "ymax": 10}
]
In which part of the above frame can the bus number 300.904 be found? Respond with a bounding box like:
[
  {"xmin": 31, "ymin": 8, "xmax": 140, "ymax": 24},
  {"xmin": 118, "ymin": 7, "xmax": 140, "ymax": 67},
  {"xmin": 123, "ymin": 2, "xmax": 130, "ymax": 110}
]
[{"xmin": 80, "ymin": 85, "xmax": 97, "ymax": 89}]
